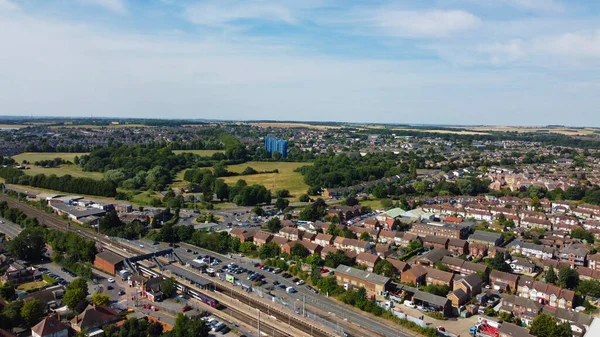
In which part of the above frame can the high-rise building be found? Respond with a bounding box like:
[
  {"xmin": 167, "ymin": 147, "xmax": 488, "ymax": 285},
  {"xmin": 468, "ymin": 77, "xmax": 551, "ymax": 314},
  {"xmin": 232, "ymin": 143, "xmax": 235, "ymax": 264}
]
[{"xmin": 265, "ymin": 135, "xmax": 288, "ymax": 158}]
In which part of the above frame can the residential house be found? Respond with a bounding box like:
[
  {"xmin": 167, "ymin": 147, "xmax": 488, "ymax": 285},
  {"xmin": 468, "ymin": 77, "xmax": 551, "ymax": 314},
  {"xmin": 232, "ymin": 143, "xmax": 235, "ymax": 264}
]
[
  {"xmin": 71, "ymin": 304, "xmax": 122, "ymax": 332},
  {"xmin": 587, "ymin": 253, "xmax": 600, "ymax": 270},
  {"xmin": 448, "ymin": 274, "xmax": 483, "ymax": 309},
  {"xmin": 277, "ymin": 227, "xmax": 302, "ymax": 241},
  {"xmin": 400, "ymin": 265, "xmax": 427, "ymax": 286},
  {"xmin": 468, "ymin": 230, "xmax": 504, "ymax": 248},
  {"xmin": 229, "ymin": 227, "xmax": 256, "ymax": 243},
  {"xmin": 320, "ymin": 246, "xmax": 339, "ymax": 259},
  {"xmin": 498, "ymin": 323, "xmax": 532, "ymax": 337},
  {"xmin": 425, "ymin": 267, "xmax": 455, "ymax": 287},
  {"xmin": 511, "ymin": 242, "xmax": 555, "ymax": 260},
  {"xmin": 333, "ymin": 237, "xmax": 373, "ymax": 253},
  {"xmin": 422, "ymin": 236, "xmax": 449, "ymax": 249},
  {"xmin": 469, "ymin": 243, "xmax": 489, "ymax": 257},
  {"xmin": 398, "ymin": 233, "xmax": 421, "ymax": 247},
  {"xmin": 559, "ymin": 245, "xmax": 588, "ymax": 268},
  {"xmin": 441, "ymin": 256, "xmax": 489, "ymax": 276},
  {"xmin": 253, "ymin": 231, "xmax": 274, "ymax": 246},
  {"xmin": 490, "ymin": 270, "xmax": 519, "ymax": 292},
  {"xmin": 314, "ymin": 233, "xmax": 334, "ymax": 247},
  {"xmin": 520, "ymin": 217, "xmax": 553, "ymax": 231},
  {"xmin": 498, "ymin": 294, "xmax": 543, "ymax": 327},
  {"xmin": 31, "ymin": 317, "xmax": 68, "ymax": 337},
  {"xmin": 1, "ymin": 262, "xmax": 41, "ymax": 284},
  {"xmin": 385, "ymin": 258, "xmax": 410, "ymax": 277},
  {"xmin": 415, "ymin": 248, "xmax": 450, "ymax": 267},
  {"xmin": 447, "ymin": 239, "xmax": 469, "ymax": 256},
  {"xmin": 508, "ymin": 257, "xmax": 535, "ymax": 274},
  {"xmin": 378, "ymin": 230, "xmax": 402, "ymax": 246},
  {"xmin": 355, "ymin": 252, "xmax": 381, "ymax": 272},
  {"xmin": 576, "ymin": 267, "xmax": 600, "ymax": 281},
  {"xmin": 334, "ymin": 265, "xmax": 391, "ymax": 296},
  {"xmin": 410, "ymin": 221, "xmax": 470, "ymax": 239}
]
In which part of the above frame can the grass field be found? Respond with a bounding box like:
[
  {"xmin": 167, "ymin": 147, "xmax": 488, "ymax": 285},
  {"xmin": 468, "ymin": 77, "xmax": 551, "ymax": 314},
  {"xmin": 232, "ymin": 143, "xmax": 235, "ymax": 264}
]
[
  {"xmin": 17, "ymin": 280, "xmax": 47, "ymax": 292},
  {"xmin": 248, "ymin": 122, "xmax": 344, "ymax": 130},
  {"xmin": 174, "ymin": 161, "xmax": 311, "ymax": 200},
  {"xmin": 448, "ymin": 126, "xmax": 599, "ymax": 136},
  {"xmin": 172, "ymin": 150, "xmax": 224, "ymax": 156},
  {"xmin": 11, "ymin": 152, "xmax": 103, "ymax": 179},
  {"xmin": 0, "ymin": 124, "xmax": 28, "ymax": 129}
]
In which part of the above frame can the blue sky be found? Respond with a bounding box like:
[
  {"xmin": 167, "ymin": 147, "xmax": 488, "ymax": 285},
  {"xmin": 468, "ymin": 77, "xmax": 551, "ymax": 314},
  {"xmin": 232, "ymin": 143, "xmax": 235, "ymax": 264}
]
[{"xmin": 0, "ymin": 0, "xmax": 599, "ymax": 126}]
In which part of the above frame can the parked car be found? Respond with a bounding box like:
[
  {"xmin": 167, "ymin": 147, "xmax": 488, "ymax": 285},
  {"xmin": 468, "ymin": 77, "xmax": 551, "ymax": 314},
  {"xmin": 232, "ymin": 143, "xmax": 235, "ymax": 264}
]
[
  {"xmin": 107, "ymin": 278, "xmax": 115, "ymax": 283},
  {"xmin": 295, "ymin": 280, "xmax": 305, "ymax": 286},
  {"xmin": 404, "ymin": 300, "xmax": 416, "ymax": 308}
]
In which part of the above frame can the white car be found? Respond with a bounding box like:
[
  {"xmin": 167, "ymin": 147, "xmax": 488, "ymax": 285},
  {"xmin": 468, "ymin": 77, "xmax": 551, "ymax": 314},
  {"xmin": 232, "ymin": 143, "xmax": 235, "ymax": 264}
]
[
  {"xmin": 295, "ymin": 280, "xmax": 305, "ymax": 285},
  {"xmin": 107, "ymin": 278, "xmax": 115, "ymax": 283}
]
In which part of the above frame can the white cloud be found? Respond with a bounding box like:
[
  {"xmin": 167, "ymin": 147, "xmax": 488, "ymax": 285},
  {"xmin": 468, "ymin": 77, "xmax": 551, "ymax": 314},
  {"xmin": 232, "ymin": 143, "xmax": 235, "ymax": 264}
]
[
  {"xmin": 476, "ymin": 39, "xmax": 526, "ymax": 64},
  {"xmin": 0, "ymin": 0, "xmax": 18, "ymax": 12},
  {"xmin": 533, "ymin": 30, "xmax": 600, "ymax": 58},
  {"xmin": 368, "ymin": 9, "xmax": 481, "ymax": 38},
  {"xmin": 78, "ymin": 0, "xmax": 127, "ymax": 15},
  {"xmin": 184, "ymin": 0, "xmax": 296, "ymax": 26},
  {"xmin": 500, "ymin": 0, "xmax": 564, "ymax": 13}
]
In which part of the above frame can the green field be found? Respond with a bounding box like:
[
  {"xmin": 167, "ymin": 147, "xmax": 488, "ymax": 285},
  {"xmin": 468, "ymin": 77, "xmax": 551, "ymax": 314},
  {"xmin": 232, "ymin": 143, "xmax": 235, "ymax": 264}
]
[
  {"xmin": 49, "ymin": 124, "xmax": 151, "ymax": 129},
  {"xmin": 11, "ymin": 152, "xmax": 103, "ymax": 179},
  {"xmin": 172, "ymin": 150, "xmax": 224, "ymax": 156},
  {"xmin": 174, "ymin": 161, "xmax": 311, "ymax": 200},
  {"xmin": 222, "ymin": 162, "xmax": 311, "ymax": 200}
]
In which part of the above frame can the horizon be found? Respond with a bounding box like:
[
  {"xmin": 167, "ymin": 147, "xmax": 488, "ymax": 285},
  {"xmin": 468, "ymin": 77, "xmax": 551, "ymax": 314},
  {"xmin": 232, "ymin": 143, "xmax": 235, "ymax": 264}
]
[{"xmin": 1, "ymin": 0, "xmax": 599, "ymax": 126}]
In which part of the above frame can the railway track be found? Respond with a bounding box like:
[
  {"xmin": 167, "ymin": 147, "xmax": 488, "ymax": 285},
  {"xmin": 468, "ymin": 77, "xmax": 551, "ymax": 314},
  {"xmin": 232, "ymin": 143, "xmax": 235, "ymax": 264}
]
[
  {"xmin": 0, "ymin": 194, "xmax": 337, "ymax": 337},
  {"xmin": 0, "ymin": 194, "xmax": 145, "ymax": 257},
  {"xmin": 221, "ymin": 304, "xmax": 293, "ymax": 337}
]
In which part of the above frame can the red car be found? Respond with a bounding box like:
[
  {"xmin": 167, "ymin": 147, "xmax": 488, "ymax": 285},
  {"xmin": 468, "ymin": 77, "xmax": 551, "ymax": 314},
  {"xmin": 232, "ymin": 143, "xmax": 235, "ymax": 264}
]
[
  {"xmin": 320, "ymin": 268, "xmax": 329, "ymax": 273},
  {"xmin": 181, "ymin": 306, "xmax": 192, "ymax": 312}
]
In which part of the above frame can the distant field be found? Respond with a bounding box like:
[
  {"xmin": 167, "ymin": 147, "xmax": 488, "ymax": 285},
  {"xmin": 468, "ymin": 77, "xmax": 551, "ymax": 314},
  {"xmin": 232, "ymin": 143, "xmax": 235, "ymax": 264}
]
[
  {"xmin": 449, "ymin": 126, "xmax": 599, "ymax": 136},
  {"xmin": 11, "ymin": 152, "xmax": 103, "ymax": 179},
  {"xmin": 0, "ymin": 124, "xmax": 28, "ymax": 129},
  {"xmin": 172, "ymin": 150, "xmax": 224, "ymax": 156},
  {"xmin": 49, "ymin": 124, "xmax": 151, "ymax": 129},
  {"xmin": 174, "ymin": 161, "xmax": 311, "ymax": 200},
  {"xmin": 248, "ymin": 122, "xmax": 344, "ymax": 130},
  {"xmin": 395, "ymin": 128, "xmax": 490, "ymax": 135},
  {"xmin": 12, "ymin": 152, "xmax": 88, "ymax": 163}
]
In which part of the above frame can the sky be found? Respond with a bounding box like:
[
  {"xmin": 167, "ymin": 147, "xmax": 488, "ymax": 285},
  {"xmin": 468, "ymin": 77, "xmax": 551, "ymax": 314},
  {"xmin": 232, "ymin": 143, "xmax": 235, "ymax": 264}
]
[{"xmin": 0, "ymin": 0, "xmax": 599, "ymax": 126}]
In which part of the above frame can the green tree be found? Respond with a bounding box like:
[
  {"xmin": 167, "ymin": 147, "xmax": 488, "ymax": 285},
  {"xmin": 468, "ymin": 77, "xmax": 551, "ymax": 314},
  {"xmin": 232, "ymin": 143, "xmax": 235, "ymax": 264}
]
[
  {"xmin": 486, "ymin": 253, "xmax": 511, "ymax": 272},
  {"xmin": 359, "ymin": 231, "xmax": 371, "ymax": 242},
  {"xmin": 267, "ymin": 217, "xmax": 282, "ymax": 233},
  {"xmin": 530, "ymin": 313, "xmax": 558, "ymax": 337},
  {"xmin": 290, "ymin": 243, "xmax": 309, "ymax": 258},
  {"xmin": 258, "ymin": 242, "xmax": 280, "ymax": 260},
  {"xmin": 274, "ymin": 197, "xmax": 289, "ymax": 211},
  {"xmin": 68, "ymin": 278, "xmax": 90, "ymax": 296},
  {"xmin": 373, "ymin": 260, "xmax": 397, "ymax": 278},
  {"xmin": 172, "ymin": 313, "xmax": 209, "ymax": 337},
  {"xmin": 214, "ymin": 179, "xmax": 229, "ymax": 201},
  {"xmin": 63, "ymin": 288, "xmax": 86, "ymax": 311},
  {"xmin": 558, "ymin": 267, "xmax": 579, "ymax": 289},
  {"xmin": 239, "ymin": 242, "xmax": 256, "ymax": 254},
  {"xmin": 299, "ymin": 194, "xmax": 310, "ymax": 202},
  {"xmin": 147, "ymin": 322, "xmax": 164, "ymax": 337},
  {"xmin": 552, "ymin": 322, "xmax": 573, "ymax": 337},
  {"xmin": 546, "ymin": 266, "xmax": 557, "ymax": 284},
  {"xmin": 91, "ymin": 293, "xmax": 110, "ymax": 306},
  {"xmin": 20, "ymin": 299, "xmax": 44, "ymax": 326},
  {"xmin": 344, "ymin": 196, "xmax": 358, "ymax": 206},
  {"xmin": 160, "ymin": 277, "xmax": 178, "ymax": 298},
  {"xmin": 8, "ymin": 226, "xmax": 45, "ymax": 261},
  {"xmin": 0, "ymin": 282, "xmax": 16, "ymax": 300}
]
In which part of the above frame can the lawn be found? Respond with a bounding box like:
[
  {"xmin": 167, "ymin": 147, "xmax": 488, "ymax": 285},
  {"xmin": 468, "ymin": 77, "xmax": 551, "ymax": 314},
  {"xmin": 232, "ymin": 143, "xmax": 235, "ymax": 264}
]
[
  {"xmin": 173, "ymin": 161, "xmax": 312, "ymax": 201},
  {"xmin": 222, "ymin": 161, "xmax": 310, "ymax": 200},
  {"xmin": 359, "ymin": 198, "xmax": 386, "ymax": 211},
  {"xmin": 12, "ymin": 152, "xmax": 103, "ymax": 179},
  {"xmin": 172, "ymin": 150, "xmax": 224, "ymax": 156},
  {"xmin": 17, "ymin": 280, "xmax": 48, "ymax": 292}
]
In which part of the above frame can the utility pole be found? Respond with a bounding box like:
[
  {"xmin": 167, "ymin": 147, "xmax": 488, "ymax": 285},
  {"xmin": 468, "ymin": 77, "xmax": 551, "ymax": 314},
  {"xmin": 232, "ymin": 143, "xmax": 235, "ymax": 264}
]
[{"xmin": 257, "ymin": 309, "xmax": 261, "ymax": 336}]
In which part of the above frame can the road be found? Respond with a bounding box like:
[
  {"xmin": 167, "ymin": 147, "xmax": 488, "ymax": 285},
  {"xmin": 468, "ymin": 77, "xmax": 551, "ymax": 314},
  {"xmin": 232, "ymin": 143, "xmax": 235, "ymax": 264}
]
[
  {"xmin": 131, "ymin": 238, "xmax": 414, "ymax": 337},
  {"xmin": 0, "ymin": 218, "xmax": 23, "ymax": 238}
]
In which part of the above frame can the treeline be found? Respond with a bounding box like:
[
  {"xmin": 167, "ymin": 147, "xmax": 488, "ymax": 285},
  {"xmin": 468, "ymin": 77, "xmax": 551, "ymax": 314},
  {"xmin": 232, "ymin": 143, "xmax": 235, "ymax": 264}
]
[
  {"xmin": 0, "ymin": 167, "xmax": 116, "ymax": 197},
  {"xmin": 32, "ymin": 158, "xmax": 70, "ymax": 167},
  {"xmin": 24, "ymin": 142, "xmax": 94, "ymax": 153},
  {"xmin": 184, "ymin": 168, "xmax": 271, "ymax": 206},
  {"xmin": 0, "ymin": 156, "xmax": 16, "ymax": 166},
  {"xmin": 296, "ymin": 153, "xmax": 412, "ymax": 189}
]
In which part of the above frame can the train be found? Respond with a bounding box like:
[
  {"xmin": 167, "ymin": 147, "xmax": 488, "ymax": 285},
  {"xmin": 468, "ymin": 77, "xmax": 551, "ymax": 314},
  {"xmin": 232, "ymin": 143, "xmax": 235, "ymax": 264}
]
[{"xmin": 189, "ymin": 289, "xmax": 220, "ymax": 308}]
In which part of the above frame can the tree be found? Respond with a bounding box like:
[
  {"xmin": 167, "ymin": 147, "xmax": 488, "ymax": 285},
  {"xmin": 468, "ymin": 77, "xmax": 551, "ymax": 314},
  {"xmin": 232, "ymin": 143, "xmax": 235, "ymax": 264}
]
[
  {"xmin": 274, "ymin": 197, "xmax": 289, "ymax": 211},
  {"xmin": 374, "ymin": 260, "xmax": 397, "ymax": 278},
  {"xmin": 0, "ymin": 282, "xmax": 16, "ymax": 300},
  {"xmin": 63, "ymin": 288, "xmax": 86, "ymax": 311},
  {"xmin": 299, "ymin": 194, "xmax": 310, "ymax": 202},
  {"xmin": 2, "ymin": 300, "xmax": 23, "ymax": 327},
  {"xmin": 214, "ymin": 179, "xmax": 229, "ymax": 201},
  {"xmin": 546, "ymin": 266, "xmax": 557, "ymax": 284},
  {"xmin": 290, "ymin": 243, "xmax": 309, "ymax": 258},
  {"xmin": 552, "ymin": 322, "xmax": 573, "ymax": 337},
  {"xmin": 324, "ymin": 250, "xmax": 353, "ymax": 268},
  {"xmin": 252, "ymin": 206, "xmax": 264, "ymax": 216},
  {"xmin": 530, "ymin": 313, "xmax": 558, "ymax": 337},
  {"xmin": 147, "ymin": 321, "xmax": 164, "ymax": 337},
  {"xmin": 20, "ymin": 299, "xmax": 43, "ymax": 326},
  {"xmin": 161, "ymin": 277, "xmax": 178, "ymax": 298},
  {"xmin": 8, "ymin": 226, "xmax": 45, "ymax": 261},
  {"xmin": 68, "ymin": 278, "xmax": 89, "ymax": 296},
  {"xmin": 571, "ymin": 228, "xmax": 594, "ymax": 243},
  {"xmin": 359, "ymin": 231, "xmax": 371, "ymax": 242},
  {"xmin": 486, "ymin": 253, "xmax": 511, "ymax": 272},
  {"xmin": 344, "ymin": 196, "xmax": 358, "ymax": 206},
  {"xmin": 91, "ymin": 293, "xmax": 110, "ymax": 306},
  {"xmin": 172, "ymin": 313, "xmax": 210, "ymax": 337},
  {"xmin": 267, "ymin": 217, "xmax": 281, "ymax": 233},
  {"xmin": 239, "ymin": 242, "xmax": 256, "ymax": 254},
  {"xmin": 258, "ymin": 242, "xmax": 280, "ymax": 260},
  {"xmin": 558, "ymin": 267, "xmax": 579, "ymax": 289}
]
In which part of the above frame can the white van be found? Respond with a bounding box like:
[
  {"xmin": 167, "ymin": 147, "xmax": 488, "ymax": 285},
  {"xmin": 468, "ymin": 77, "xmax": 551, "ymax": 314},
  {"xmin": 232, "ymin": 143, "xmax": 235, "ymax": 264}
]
[{"xmin": 404, "ymin": 300, "xmax": 416, "ymax": 308}]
